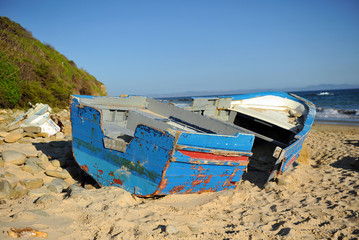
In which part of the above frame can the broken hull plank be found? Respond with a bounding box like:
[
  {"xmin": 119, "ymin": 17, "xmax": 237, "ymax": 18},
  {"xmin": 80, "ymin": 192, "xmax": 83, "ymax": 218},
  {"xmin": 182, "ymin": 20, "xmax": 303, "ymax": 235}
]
[
  {"xmin": 71, "ymin": 95, "xmax": 255, "ymax": 196},
  {"xmin": 275, "ymin": 110, "xmax": 315, "ymax": 176}
]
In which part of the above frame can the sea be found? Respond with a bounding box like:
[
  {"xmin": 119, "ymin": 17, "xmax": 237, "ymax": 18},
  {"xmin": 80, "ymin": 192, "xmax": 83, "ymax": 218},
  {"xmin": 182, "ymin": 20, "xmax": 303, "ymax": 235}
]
[
  {"xmin": 293, "ymin": 88, "xmax": 359, "ymax": 125},
  {"xmin": 159, "ymin": 88, "xmax": 359, "ymax": 125}
]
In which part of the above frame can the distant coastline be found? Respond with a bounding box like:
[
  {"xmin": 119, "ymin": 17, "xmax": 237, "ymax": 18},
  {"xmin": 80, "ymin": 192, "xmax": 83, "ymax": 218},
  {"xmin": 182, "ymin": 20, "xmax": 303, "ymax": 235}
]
[{"xmin": 149, "ymin": 84, "xmax": 359, "ymax": 98}]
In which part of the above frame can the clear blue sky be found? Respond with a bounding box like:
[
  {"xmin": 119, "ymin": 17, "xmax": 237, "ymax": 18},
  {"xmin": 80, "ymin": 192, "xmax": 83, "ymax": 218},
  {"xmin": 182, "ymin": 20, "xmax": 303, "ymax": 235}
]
[{"xmin": 1, "ymin": 0, "xmax": 358, "ymax": 96}]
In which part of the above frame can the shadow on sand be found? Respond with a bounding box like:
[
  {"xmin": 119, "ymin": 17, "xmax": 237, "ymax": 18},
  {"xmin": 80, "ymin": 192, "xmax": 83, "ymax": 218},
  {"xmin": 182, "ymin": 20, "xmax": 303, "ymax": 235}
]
[
  {"xmin": 33, "ymin": 140, "xmax": 99, "ymax": 187},
  {"xmin": 330, "ymin": 156, "xmax": 359, "ymax": 172}
]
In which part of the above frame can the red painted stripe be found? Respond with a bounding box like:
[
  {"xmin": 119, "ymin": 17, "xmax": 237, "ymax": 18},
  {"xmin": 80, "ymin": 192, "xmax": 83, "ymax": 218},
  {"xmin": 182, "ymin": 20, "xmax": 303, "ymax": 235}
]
[
  {"xmin": 284, "ymin": 154, "xmax": 298, "ymax": 171},
  {"xmin": 178, "ymin": 150, "xmax": 249, "ymax": 162}
]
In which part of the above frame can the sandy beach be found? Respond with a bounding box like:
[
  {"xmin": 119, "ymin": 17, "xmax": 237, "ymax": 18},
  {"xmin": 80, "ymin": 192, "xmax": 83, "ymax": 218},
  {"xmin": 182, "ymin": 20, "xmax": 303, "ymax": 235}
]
[{"xmin": 1, "ymin": 109, "xmax": 359, "ymax": 239}]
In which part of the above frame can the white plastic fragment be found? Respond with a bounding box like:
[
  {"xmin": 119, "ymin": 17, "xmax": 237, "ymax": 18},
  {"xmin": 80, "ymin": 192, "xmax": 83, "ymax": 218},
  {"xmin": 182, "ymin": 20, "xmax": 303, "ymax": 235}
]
[{"xmin": 6, "ymin": 103, "xmax": 61, "ymax": 136}]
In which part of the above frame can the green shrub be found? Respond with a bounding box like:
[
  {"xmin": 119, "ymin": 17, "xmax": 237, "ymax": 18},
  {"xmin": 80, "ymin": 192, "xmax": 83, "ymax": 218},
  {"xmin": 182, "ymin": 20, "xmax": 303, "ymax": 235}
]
[
  {"xmin": 0, "ymin": 52, "xmax": 22, "ymax": 108},
  {"xmin": 36, "ymin": 62, "xmax": 50, "ymax": 78},
  {"xmin": 0, "ymin": 17, "xmax": 107, "ymax": 109}
]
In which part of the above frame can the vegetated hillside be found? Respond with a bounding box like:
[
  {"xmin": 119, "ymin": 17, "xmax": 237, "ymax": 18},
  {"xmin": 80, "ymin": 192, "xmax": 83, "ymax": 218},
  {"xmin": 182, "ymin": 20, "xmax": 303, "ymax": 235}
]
[{"xmin": 0, "ymin": 16, "xmax": 107, "ymax": 109}]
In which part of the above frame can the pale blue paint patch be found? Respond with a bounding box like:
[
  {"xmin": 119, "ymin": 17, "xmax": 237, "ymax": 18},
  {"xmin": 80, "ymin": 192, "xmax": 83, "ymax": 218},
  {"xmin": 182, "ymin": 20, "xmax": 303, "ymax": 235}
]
[{"xmin": 177, "ymin": 132, "xmax": 254, "ymax": 151}]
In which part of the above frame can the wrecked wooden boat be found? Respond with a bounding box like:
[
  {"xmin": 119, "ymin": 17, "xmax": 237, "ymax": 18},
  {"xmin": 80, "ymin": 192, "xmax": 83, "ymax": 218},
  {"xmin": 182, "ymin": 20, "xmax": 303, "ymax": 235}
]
[
  {"xmin": 164, "ymin": 92, "xmax": 316, "ymax": 184},
  {"xmin": 70, "ymin": 95, "xmax": 256, "ymax": 196}
]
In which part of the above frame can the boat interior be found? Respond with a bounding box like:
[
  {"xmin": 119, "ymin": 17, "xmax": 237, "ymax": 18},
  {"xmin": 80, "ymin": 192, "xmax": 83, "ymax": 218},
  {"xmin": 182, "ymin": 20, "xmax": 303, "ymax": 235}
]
[{"xmin": 76, "ymin": 96, "xmax": 250, "ymax": 143}]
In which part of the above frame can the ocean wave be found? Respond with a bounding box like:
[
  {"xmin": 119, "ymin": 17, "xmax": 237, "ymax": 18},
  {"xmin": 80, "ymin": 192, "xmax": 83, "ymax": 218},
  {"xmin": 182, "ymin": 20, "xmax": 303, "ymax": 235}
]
[
  {"xmin": 316, "ymin": 107, "xmax": 359, "ymax": 120},
  {"xmin": 317, "ymin": 92, "xmax": 334, "ymax": 96}
]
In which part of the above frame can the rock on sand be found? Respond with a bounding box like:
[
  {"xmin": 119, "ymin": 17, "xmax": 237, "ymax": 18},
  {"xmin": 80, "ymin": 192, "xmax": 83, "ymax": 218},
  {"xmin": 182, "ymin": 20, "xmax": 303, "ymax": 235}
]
[
  {"xmin": 4, "ymin": 132, "xmax": 23, "ymax": 143},
  {"xmin": 2, "ymin": 150, "xmax": 26, "ymax": 165}
]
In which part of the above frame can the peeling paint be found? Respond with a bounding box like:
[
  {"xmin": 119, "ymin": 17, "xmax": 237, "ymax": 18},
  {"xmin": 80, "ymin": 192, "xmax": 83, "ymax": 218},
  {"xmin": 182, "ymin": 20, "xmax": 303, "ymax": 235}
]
[
  {"xmin": 204, "ymin": 174, "xmax": 212, "ymax": 184},
  {"xmin": 169, "ymin": 185, "xmax": 185, "ymax": 194},
  {"xmin": 113, "ymin": 178, "xmax": 123, "ymax": 185},
  {"xmin": 81, "ymin": 165, "xmax": 89, "ymax": 171}
]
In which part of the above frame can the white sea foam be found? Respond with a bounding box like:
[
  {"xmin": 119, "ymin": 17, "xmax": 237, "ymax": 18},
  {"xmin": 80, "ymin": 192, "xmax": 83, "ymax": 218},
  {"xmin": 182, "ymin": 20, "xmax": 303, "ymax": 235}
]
[
  {"xmin": 316, "ymin": 107, "xmax": 359, "ymax": 120},
  {"xmin": 317, "ymin": 92, "xmax": 334, "ymax": 96}
]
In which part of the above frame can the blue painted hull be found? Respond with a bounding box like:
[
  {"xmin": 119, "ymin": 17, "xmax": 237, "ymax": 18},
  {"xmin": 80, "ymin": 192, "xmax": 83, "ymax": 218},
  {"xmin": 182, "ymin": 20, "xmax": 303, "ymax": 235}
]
[
  {"xmin": 181, "ymin": 91, "xmax": 316, "ymax": 180},
  {"xmin": 70, "ymin": 95, "xmax": 254, "ymax": 196}
]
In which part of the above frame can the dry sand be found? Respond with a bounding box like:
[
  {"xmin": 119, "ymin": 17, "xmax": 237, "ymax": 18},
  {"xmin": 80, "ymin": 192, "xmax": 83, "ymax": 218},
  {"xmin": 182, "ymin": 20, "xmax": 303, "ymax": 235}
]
[{"xmin": 1, "ymin": 123, "xmax": 359, "ymax": 239}]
